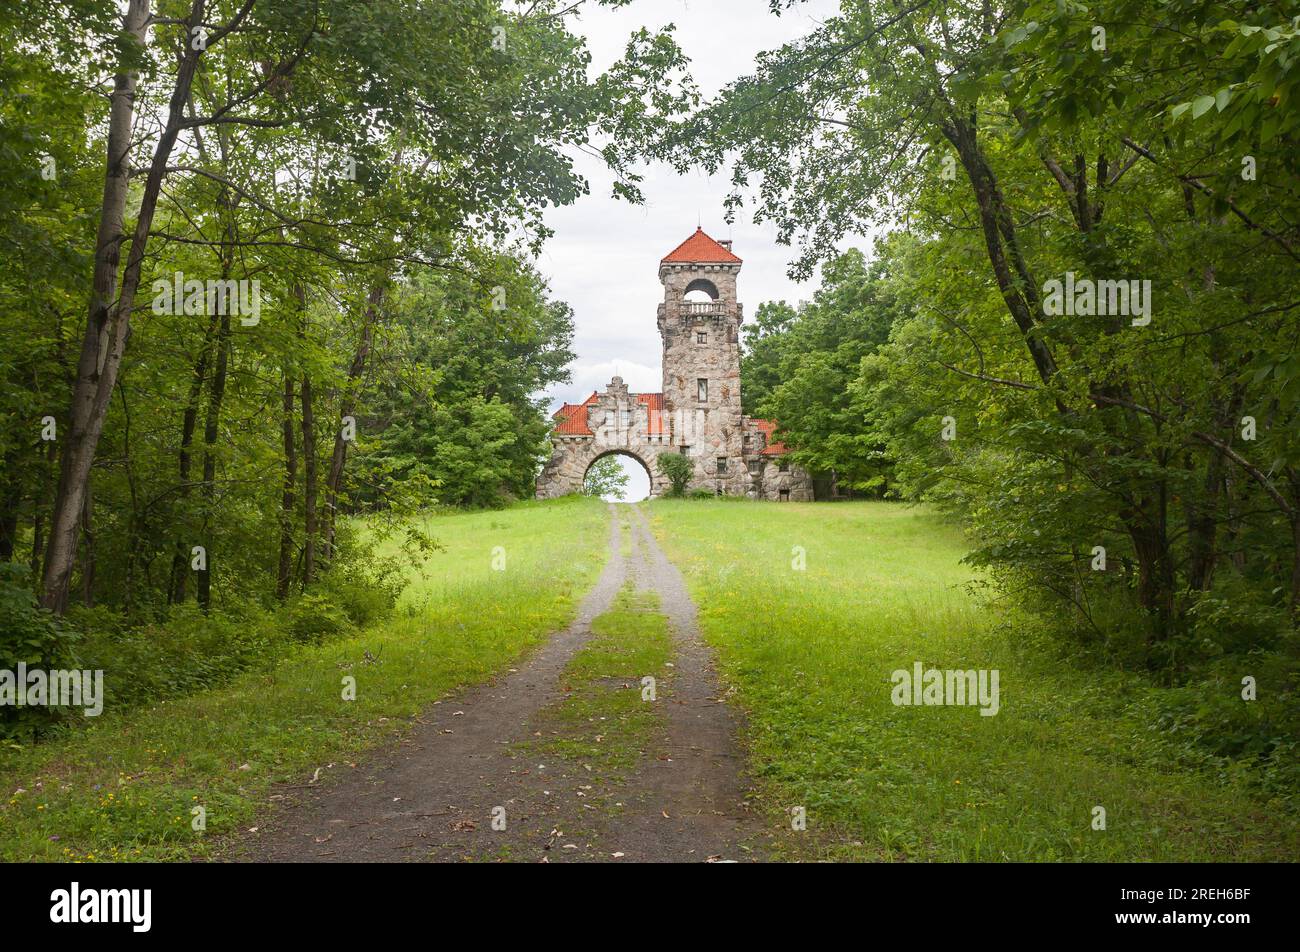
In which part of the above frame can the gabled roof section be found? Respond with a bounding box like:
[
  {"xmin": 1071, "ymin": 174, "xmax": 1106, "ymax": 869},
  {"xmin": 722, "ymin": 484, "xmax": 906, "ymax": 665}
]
[
  {"xmin": 661, "ymin": 227, "xmax": 742, "ymax": 264},
  {"xmin": 552, "ymin": 391, "xmax": 598, "ymax": 436}
]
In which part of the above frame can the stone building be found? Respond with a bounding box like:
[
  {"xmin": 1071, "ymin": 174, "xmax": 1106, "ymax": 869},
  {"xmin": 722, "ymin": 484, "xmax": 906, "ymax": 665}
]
[{"xmin": 536, "ymin": 228, "xmax": 813, "ymax": 501}]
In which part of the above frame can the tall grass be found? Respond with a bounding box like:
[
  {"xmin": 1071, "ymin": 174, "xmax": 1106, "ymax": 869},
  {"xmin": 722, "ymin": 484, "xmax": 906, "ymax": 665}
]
[{"xmin": 649, "ymin": 498, "xmax": 1297, "ymax": 861}]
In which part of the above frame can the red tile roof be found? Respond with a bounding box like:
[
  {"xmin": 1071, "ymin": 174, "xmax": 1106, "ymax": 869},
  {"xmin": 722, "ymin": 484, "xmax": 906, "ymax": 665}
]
[
  {"xmin": 751, "ymin": 418, "xmax": 789, "ymax": 456},
  {"xmin": 551, "ymin": 392, "xmax": 668, "ymax": 437},
  {"xmin": 661, "ymin": 227, "xmax": 742, "ymax": 264},
  {"xmin": 552, "ymin": 392, "xmax": 598, "ymax": 435}
]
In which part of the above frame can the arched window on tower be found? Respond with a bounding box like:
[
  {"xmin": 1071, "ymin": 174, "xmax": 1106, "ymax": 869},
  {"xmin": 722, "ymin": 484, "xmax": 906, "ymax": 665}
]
[{"xmin": 683, "ymin": 278, "xmax": 719, "ymax": 302}]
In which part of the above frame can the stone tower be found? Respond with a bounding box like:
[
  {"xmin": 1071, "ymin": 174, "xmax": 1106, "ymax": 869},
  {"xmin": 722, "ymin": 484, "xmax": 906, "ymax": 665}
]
[
  {"xmin": 657, "ymin": 227, "xmax": 748, "ymax": 494},
  {"xmin": 535, "ymin": 228, "xmax": 813, "ymax": 501}
]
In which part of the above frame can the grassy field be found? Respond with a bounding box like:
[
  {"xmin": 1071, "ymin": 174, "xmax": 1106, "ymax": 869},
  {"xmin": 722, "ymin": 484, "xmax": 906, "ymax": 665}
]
[
  {"xmin": 0, "ymin": 496, "xmax": 610, "ymax": 861},
  {"xmin": 648, "ymin": 498, "xmax": 1299, "ymax": 861}
]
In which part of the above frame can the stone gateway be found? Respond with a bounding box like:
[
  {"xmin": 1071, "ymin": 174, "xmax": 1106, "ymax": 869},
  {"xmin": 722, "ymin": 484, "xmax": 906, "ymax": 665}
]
[{"xmin": 537, "ymin": 229, "xmax": 813, "ymax": 501}]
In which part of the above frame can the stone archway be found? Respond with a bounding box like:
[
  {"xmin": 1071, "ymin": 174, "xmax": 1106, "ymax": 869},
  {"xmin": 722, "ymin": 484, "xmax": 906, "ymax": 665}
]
[
  {"xmin": 583, "ymin": 449, "xmax": 653, "ymax": 501},
  {"xmin": 539, "ymin": 437, "xmax": 670, "ymax": 499}
]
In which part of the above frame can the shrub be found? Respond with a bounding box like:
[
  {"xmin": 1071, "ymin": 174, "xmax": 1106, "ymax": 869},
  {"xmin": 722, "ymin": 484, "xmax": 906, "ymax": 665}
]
[
  {"xmin": 656, "ymin": 453, "xmax": 693, "ymax": 497},
  {"xmin": 0, "ymin": 564, "xmax": 80, "ymax": 739},
  {"xmin": 283, "ymin": 593, "xmax": 354, "ymax": 643},
  {"xmin": 318, "ymin": 525, "xmax": 407, "ymax": 627},
  {"xmin": 72, "ymin": 601, "xmax": 284, "ymax": 711}
]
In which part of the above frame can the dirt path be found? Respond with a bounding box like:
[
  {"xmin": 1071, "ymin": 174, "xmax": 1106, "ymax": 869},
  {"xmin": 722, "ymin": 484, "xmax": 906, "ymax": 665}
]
[{"xmin": 227, "ymin": 503, "xmax": 769, "ymax": 863}]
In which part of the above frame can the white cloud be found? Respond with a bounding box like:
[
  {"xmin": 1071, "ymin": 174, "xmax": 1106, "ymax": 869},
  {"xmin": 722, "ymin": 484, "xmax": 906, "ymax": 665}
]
[{"xmin": 565, "ymin": 357, "xmax": 662, "ymax": 402}]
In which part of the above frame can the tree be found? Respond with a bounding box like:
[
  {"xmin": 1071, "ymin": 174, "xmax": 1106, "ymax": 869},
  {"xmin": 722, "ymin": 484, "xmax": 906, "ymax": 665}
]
[
  {"xmin": 354, "ymin": 255, "xmax": 575, "ymax": 509},
  {"xmin": 745, "ymin": 244, "xmax": 904, "ymax": 493},
  {"xmin": 1, "ymin": 0, "xmax": 695, "ymax": 616},
  {"xmin": 583, "ymin": 456, "xmax": 631, "ymax": 499},
  {"xmin": 653, "ymin": 0, "xmax": 1300, "ymax": 652},
  {"xmin": 657, "ymin": 453, "xmax": 693, "ymax": 497}
]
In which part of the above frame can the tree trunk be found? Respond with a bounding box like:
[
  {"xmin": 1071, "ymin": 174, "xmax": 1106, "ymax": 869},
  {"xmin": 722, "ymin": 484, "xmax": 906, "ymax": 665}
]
[
  {"xmin": 169, "ymin": 313, "xmax": 219, "ymax": 603},
  {"xmin": 1291, "ymin": 515, "xmax": 1300, "ymax": 622},
  {"xmin": 1288, "ymin": 473, "xmax": 1300, "ymax": 622},
  {"xmin": 1185, "ymin": 449, "xmax": 1226, "ymax": 592},
  {"xmin": 29, "ymin": 448, "xmax": 50, "ymax": 580},
  {"xmin": 277, "ymin": 370, "xmax": 297, "ymax": 600},
  {"xmin": 323, "ymin": 283, "xmax": 384, "ymax": 562},
  {"xmin": 301, "ymin": 373, "xmax": 318, "ymax": 587},
  {"xmin": 80, "ymin": 480, "xmax": 95, "ymax": 607},
  {"xmin": 197, "ymin": 313, "xmax": 231, "ymax": 613},
  {"xmin": 0, "ymin": 453, "xmax": 19, "ymax": 563},
  {"xmin": 42, "ymin": 0, "xmax": 207, "ymax": 613},
  {"xmin": 1126, "ymin": 489, "xmax": 1176, "ymax": 647}
]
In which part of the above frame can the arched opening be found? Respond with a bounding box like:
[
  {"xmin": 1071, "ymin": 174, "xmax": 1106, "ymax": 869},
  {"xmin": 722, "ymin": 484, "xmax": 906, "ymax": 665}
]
[
  {"xmin": 683, "ymin": 278, "xmax": 719, "ymax": 302},
  {"xmin": 583, "ymin": 451, "xmax": 651, "ymax": 502}
]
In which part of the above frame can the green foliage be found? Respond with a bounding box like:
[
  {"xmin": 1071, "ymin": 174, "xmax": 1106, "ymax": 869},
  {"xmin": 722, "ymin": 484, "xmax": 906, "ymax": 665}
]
[
  {"xmin": 282, "ymin": 594, "xmax": 355, "ymax": 644},
  {"xmin": 354, "ymin": 258, "xmax": 575, "ymax": 509},
  {"xmin": 656, "ymin": 452, "xmax": 693, "ymax": 497},
  {"xmin": 0, "ymin": 0, "xmax": 693, "ymax": 619},
  {"xmin": 583, "ymin": 455, "xmax": 631, "ymax": 499},
  {"xmin": 314, "ymin": 525, "xmax": 408, "ymax": 627},
  {"xmin": 73, "ymin": 604, "xmax": 287, "ymax": 712},
  {"xmin": 0, "ymin": 564, "xmax": 79, "ymax": 738},
  {"xmin": 667, "ymin": 0, "xmax": 1300, "ymax": 657},
  {"xmin": 744, "ymin": 244, "xmax": 905, "ymax": 493}
]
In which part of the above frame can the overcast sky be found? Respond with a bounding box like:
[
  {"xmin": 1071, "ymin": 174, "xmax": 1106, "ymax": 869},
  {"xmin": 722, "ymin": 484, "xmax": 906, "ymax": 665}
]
[{"xmin": 538, "ymin": 0, "xmax": 848, "ymax": 410}]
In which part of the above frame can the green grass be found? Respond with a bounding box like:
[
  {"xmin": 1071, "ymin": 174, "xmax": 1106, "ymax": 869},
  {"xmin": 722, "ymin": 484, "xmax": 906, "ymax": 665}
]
[
  {"xmin": 525, "ymin": 583, "xmax": 673, "ymax": 775},
  {"xmin": 648, "ymin": 498, "xmax": 1299, "ymax": 862},
  {"xmin": 0, "ymin": 496, "xmax": 610, "ymax": 862}
]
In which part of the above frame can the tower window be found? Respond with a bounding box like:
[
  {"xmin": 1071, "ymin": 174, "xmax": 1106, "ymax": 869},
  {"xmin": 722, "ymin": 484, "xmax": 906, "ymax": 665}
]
[
  {"xmin": 696, "ymin": 331, "xmax": 707, "ymax": 344},
  {"xmin": 728, "ymin": 325, "xmax": 738, "ymax": 343},
  {"xmin": 717, "ymin": 456, "xmax": 728, "ymax": 473},
  {"xmin": 697, "ymin": 378, "xmax": 708, "ymax": 401}
]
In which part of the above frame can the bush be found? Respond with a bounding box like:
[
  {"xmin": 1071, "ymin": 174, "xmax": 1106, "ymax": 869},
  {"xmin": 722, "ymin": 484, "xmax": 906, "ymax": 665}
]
[
  {"xmin": 657, "ymin": 453, "xmax": 693, "ymax": 497},
  {"xmin": 1142, "ymin": 645, "xmax": 1300, "ymax": 803},
  {"xmin": 318, "ymin": 525, "xmax": 406, "ymax": 627},
  {"xmin": 0, "ymin": 564, "xmax": 80, "ymax": 739},
  {"xmin": 283, "ymin": 593, "xmax": 354, "ymax": 643},
  {"xmin": 72, "ymin": 602, "xmax": 285, "ymax": 711}
]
